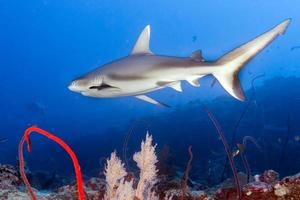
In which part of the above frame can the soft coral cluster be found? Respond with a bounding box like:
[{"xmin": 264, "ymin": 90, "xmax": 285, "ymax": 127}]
[
  {"xmin": 103, "ymin": 133, "xmax": 158, "ymax": 200},
  {"xmin": 104, "ymin": 151, "xmax": 127, "ymax": 200},
  {"xmin": 133, "ymin": 133, "xmax": 158, "ymax": 199}
]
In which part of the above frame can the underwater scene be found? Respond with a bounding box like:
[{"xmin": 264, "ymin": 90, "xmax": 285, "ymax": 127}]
[{"xmin": 1, "ymin": 1, "xmax": 300, "ymax": 199}]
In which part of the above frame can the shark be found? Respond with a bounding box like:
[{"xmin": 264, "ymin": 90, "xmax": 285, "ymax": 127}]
[{"xmin": 68, "ymin": 19, "xmax": 290, "ymax": 107}]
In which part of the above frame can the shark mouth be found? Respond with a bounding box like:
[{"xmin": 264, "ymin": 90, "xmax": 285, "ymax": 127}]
[{"xmin": 89, "ymin": 82, "xmax": 120, "ymax": 90}]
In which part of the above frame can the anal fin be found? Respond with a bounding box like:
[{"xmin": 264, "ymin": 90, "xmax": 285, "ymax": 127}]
[
  {"xmin": 210, "ymin": 78, "xmax": 217, "ymax": 88},
  {"xmin": 169, "ymin": 82, "xmax": 182, "ymax": 92},
  {"xmin": 186, "ymin": 78, "xmax": 200, "ymax": 87},
  {"xmin": 186, "ymin": 76, "xmax": 204, "ymax": 87},
  {"xmin": 157, "ymin": 81, "xmax": 182, "ymax": 92},
  {"xmin": 135, "ymin": 95, "xmax": 170, "ymax": 107}
]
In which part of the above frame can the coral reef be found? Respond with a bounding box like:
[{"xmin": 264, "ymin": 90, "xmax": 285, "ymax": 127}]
[
  {"xmin": 2, "ymin": 164, "xmax": 300, "ymax": 199},
  {"xmin": 0, "ymin": 164, "xmax": 21, "ymax": 190},
  {"xmin": 0, "ymin": 164, "xmax": 47, "ymax": 200},
  {"xmin": 1, "ymin": 126, "xmax": 300, "ymax": 199}
]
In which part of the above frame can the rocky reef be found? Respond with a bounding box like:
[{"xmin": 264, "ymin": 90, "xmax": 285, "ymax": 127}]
[
  {"xmin": 2, "ymin": 118, "xmax": 300, "ymax": 200},
  {"xmin": 1, "ymin": 163, "xmax": 300, "ymax": 200}
]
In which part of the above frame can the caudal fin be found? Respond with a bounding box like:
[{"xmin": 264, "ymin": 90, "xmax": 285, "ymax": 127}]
[{"xmin": 213, "ymin": 19, "xmax": 291, "ymax": 101}]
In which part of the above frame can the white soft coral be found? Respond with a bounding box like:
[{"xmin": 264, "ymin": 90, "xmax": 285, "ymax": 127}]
[
  {"xmin": 104, "ymin": 151, "xmax": 127, "ymax": 200},
  {"xmin": 133, "ymin": 132, "xmax": 158, "ymax": 199},
  {"xmin": 103, "ymin": 133, "xmax": 158, "ymax": 200},
  {"xmin": 115, "ymin": 179, "xmax": 135, "ymax": 200}
]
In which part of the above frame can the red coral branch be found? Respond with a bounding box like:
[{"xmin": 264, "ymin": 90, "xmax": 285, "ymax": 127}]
[{"xmin": 18, "ymin": 126, "xmax": 85, "ymax": 200}]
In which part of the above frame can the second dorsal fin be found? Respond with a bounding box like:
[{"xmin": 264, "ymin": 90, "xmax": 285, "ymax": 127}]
[
  {"xmin": 131, "ymin": 25, "xmax": 153, "ymax": 55},
  {"xmin": 190, "ymin": 50, "xmax": 203, "ymax": 62}
]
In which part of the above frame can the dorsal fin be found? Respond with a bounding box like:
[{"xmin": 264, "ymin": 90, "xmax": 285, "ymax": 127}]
[
  {"xmin": 131, "ymin": 25, "xmax": 153, "ymax": 55},
  {"xmin": 190, "ymin": 50, "xmax": 203, "ymax": 62}
]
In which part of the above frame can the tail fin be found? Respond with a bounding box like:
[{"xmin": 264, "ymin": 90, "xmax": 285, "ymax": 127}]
[{"xmin": 213, "ymin": 19, "xmax": 291, "ymax": 101}]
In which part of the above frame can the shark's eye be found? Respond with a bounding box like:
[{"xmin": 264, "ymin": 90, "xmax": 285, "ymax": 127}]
[{"xmin": 89, "ymin": 83, "xmax": 119, "ymax": 90}]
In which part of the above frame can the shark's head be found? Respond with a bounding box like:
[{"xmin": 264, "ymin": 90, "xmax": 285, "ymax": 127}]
[
  {"xmin": 68, "ymin": 74, "xmax": 102, "ymax": 93},
  {"xmin": 68, "ymin": 73, "xmax": 121, "ymax": 97}
]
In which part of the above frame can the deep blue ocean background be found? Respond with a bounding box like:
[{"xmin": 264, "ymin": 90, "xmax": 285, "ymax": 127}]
[{"xmin": 0, "ymin": 0, "xmax": 299, "ymax": 188}]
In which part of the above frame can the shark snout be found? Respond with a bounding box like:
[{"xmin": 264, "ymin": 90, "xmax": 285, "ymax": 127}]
[
  {"xmin": 68, "ymin": 77, "xmax": 101, "ymax": 93},
  {"xmin": 68, "ymin": 80, "xmax": 86, "ymax": 92},
  {"xmin": 68, "ymin": 81, "xmax": 79, "ymax": 92}
]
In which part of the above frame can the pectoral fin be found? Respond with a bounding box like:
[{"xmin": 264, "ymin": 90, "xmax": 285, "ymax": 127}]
[{"xmin": 135, "ymin": 95, "xmax": 170, "ymax": 107}]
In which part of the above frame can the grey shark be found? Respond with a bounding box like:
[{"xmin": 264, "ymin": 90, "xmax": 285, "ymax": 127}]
[{"xmin": 68, "ymin": 19, "xmax": 290, "ymax": 106}]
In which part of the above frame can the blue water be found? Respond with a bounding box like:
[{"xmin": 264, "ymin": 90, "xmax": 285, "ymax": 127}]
[{"xmin": 0, "ymin": 0, "xmax": 299, "ymax": 188}]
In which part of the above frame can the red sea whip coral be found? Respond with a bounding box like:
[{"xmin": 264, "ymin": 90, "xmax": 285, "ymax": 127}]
[{"xmin": 18, "ymin": 126, "xmax": 85, "ymax": 200}]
